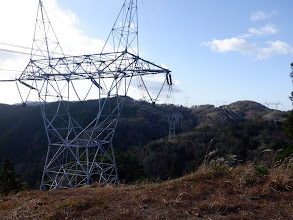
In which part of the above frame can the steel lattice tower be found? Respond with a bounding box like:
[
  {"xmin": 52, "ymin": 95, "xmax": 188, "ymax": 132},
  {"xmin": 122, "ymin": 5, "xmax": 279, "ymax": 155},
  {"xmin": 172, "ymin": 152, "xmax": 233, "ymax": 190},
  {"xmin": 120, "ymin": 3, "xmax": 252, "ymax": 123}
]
[
  {"xmin": 290, "ymin": 62, "xmax": 293, "ymax": 103},
  {"xmin": 14, "ymin": 0, "xmax": 171, "ymax": 190},
  {"xmin": 264, "ymin": 101, "xmax": 281, "ymax": 126},
  {"xmin": 167, "ymin": 112, "xmax": 182, "ymax": 140}
]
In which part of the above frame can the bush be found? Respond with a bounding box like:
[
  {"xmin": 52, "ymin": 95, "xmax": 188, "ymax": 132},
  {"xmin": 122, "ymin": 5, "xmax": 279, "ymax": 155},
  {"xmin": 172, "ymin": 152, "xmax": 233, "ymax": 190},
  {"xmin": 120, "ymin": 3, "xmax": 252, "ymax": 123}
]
[
  {"xmin": 254, "ymin": 165, "xmax": 269, "ymax": 176},
  {"xmin": 0, "ymin": 159, "xmax": 21, "ymax": 196}
]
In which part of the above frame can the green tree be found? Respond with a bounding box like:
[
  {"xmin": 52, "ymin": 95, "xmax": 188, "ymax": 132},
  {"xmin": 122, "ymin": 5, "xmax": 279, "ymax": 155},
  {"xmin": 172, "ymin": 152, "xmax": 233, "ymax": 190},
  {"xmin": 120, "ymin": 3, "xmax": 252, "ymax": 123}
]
[
  {"xmin": 115, "ymin": 150, "xmax": 146, "ymax": 182},
  {"xmin": 283, "ymin": 111, "xmax": 293, "ymax": 137},
  {"xmin": 0, "ymin": 159, "xmax": 21, "ymax": 196},
  {"xmin": 168, "ymin": 160, "xmax": 179, "ymax": 179}
]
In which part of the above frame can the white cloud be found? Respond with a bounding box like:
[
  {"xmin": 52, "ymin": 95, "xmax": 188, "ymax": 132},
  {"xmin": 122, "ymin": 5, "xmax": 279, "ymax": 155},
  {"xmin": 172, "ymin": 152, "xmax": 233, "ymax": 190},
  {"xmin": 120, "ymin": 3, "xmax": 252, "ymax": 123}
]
[
  {"xmin": 41, "ymin": 0, "xmax": 107, "ymax": 55},
  {"xmin": 249, "ymin": 24, "xmax": 278, "ymax": 36},
  {"xmin": 250, "ymin": 11, "xmax": 267, "ymax": 21},
  {"xmin": 236, "ymin": 33, "xmax": 252, "ymax": 39},
  {"xmin": 0, "ymin": 0, "xmax": 174, "ymax": 104},
  {"xmin": 250, "ymin": 10, "xmax": 277, "ymax": 21},
  {"xmin": 202, "ymin": 38, "xmax": 257, "ymax": 55},
  {"xmin": 236, "ymin": 24, "xmax": 278, "ymax": 39},
  {"xmin": 0, "ymin": 0, "xmax": 111, "ymax": 104},
  {"xmin": 203, "ymin": 38, "xmax": 293, "ymax": 60},
  {"xmin": 203, "ymin": 9, "xmax": 291, "ymax": 60},
  {"xmin": 161, "ymin": 63, "xmax": 169, "ymax": 69},
  {"xmin": 0, "ymin": 0, "xmax": 108, "ymax": 65},
  {"xmin": 256, "ymin": 40, "xmax": 293, "ymax": 60}
]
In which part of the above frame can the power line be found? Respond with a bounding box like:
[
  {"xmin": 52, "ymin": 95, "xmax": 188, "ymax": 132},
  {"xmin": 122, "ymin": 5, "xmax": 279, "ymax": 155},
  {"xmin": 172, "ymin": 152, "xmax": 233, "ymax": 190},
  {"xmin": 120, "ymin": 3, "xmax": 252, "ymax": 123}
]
[
  {"xmin": 0, "ymin": 41, "xmax": 71, "ymax": 57},
  {"xmin": 0, "ymin": 48, "xmax": 34, "ymax": 56},
  {"xmin": 0, "ymin": 68, "xmax": 23, "ymax": 73},
  {"xmin": 0, "ymin": 41, "xmax": 32, "ymax": 51}
]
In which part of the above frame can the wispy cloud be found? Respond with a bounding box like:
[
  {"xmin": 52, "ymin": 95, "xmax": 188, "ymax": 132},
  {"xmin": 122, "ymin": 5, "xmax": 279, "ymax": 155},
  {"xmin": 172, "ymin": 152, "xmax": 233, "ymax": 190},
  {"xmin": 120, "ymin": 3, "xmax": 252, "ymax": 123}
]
[
  {"xmin": 203, "ymin": 38, "xmax": 293, "ymax": 60},
  {"xmin": 248, "ymin": 24, "xmax": 278, "ymax": 36},
  {"xmin": 237, "ymin": 24, "xmax": 278, "ymax": 39},
  {"xmin": 256, "ymin": 40, "xmax": 293, "ymax": 60},
  {"xmin": 250, "ymin": 10, "xmax": 277, "ymax": 22}
]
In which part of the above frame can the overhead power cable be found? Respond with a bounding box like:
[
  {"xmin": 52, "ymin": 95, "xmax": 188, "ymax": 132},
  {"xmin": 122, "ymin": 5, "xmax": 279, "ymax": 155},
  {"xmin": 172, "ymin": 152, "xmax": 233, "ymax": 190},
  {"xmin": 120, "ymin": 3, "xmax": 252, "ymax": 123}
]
[
  {"xmin": 0, "ymin": 68, "xmax": 23, "ymax": 73},
  {"xmin": 0, "ymin": 48, "xmax": 36, "ymax": 57},
  {"xmin": 0, "ymin": 41, "xmax": 32, "ymax": 50},
  {"xmin": 0, "ymin": 41, "xmax": 71, "ymax": 57}
]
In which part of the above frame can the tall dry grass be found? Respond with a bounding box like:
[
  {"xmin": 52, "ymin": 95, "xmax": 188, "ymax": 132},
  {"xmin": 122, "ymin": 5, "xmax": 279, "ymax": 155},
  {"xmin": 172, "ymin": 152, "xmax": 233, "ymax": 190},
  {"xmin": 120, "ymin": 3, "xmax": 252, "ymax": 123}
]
[{"xmin": 196, "ymin": 147, "xmax": 293, "ymax": 193}]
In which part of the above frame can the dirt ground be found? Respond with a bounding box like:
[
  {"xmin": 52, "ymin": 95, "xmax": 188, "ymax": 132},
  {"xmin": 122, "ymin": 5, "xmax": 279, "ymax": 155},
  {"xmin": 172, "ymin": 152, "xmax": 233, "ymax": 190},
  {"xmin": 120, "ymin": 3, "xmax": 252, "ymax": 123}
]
[{"xmin": 0, "ymin": 166, "xmax": 292, "ymax": 220}]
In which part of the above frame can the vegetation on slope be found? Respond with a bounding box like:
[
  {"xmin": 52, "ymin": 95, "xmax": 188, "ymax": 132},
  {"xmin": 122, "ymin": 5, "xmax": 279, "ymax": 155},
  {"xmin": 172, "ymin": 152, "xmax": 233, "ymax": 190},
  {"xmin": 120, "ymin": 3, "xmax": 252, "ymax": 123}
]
[
  {"xmin": 0, "ymin": 99, "xmax": 291, "ymax": 188},
  {"xmin": 0, "ymin": 159, "xmax": 21, "ymax": 196},
  {"xmin": 130, "ymin": 119, "xmax": 293, "ymax": 181}
]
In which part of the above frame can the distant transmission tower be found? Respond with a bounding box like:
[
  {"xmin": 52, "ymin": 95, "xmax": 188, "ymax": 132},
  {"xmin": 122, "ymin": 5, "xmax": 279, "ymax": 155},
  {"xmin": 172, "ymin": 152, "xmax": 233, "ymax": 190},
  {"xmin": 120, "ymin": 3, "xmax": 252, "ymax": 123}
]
[
  {"xmin": 2, "ymin": 0, "xmax": 172, "ymax": 190},
  {"xmin": 264, "ymin": 101, "xmax": 281, "ymax": 126},
  {"xmin": 290, "ymin": 62, "xmax": 293, "ymax": 103},
  {"xmin": 167, "ymin": 112, "xmax": 182, "ymax": 140},
  {"xmin": 161, "ymin": 78, "xmax": 182, "ymax": 140},
  {"xmin": 184, "ymin": 97, "xmax": 189, "ymax": 107}
]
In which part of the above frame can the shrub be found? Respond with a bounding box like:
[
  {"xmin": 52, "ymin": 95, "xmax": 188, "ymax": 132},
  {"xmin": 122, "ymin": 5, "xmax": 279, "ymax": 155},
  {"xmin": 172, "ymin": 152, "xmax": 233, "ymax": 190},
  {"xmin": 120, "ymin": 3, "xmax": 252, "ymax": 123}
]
[{"xmin": 0, "ymin": 159, "xmax": 21, "ymax": 196}]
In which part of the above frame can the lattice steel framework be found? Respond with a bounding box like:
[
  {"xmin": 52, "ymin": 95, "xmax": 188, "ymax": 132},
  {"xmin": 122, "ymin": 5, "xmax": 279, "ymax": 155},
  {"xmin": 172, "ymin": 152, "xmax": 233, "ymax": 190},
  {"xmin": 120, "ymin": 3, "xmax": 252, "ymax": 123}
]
[
  {"xmin": 167, "ymin": 112, "xmax": 182, "ymax": 140},
  {"xmin": 14, "ymin": 0, "xmax": 171, "ymax": 190},
  {"xmin": 290, "ymin": 62, "xmax": 293, "ymax": 103},
  {"xmin": 264, "ymin": 101, "xmax": 281, "ymax": 126}
]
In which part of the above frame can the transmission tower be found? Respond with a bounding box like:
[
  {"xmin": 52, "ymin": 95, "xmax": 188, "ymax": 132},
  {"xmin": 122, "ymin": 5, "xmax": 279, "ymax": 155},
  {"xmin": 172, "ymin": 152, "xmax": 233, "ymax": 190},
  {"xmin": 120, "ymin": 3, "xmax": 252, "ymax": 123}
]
[
  {"xmin": 264, "ymin": 101, "xmax": 281, "ymax": 126},
  {"xmin": 161, "ymin": 77, "xmax": 182, "ymax": 140},
  {"xmin": 167, "ymin": 112, "xmax": 182, "ymax": 140},
  {"xmin": 3, "ymin": 0, "xmax": 172, "ymax": 190},
  {"xmin": 184, "ymin": 97, "xmax": 189, "ymax": 107},
  {"xmin": 290, "ymin": 62, "xmax": 293, "ymax": 103}
]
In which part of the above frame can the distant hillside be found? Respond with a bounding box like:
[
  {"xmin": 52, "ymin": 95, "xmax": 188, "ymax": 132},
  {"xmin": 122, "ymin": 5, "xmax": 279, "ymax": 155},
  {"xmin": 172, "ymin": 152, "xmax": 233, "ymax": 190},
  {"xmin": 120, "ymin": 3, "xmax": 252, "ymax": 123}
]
[
  {"xmin": 0, "ymin": 98, "xmax": 193, "ymax": 187},
  {"xmin": 0, "ymin": 99, "xmax": 291, "ymax": 187},
  {"xmin": 191, "ymin": 100, "xmax": 287, "ymax": 128},
  {"xmin": 129, "ymin": 100, "xmax": 291, "ymax": 180}
]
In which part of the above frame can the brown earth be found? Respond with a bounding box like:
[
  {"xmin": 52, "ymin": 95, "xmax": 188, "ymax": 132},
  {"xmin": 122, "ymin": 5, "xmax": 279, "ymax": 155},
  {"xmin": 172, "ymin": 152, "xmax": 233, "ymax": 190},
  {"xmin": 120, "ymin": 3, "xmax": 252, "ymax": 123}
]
[{"xmin": 0, "ymin": 163, "xmax": 292, "ymax": 220}]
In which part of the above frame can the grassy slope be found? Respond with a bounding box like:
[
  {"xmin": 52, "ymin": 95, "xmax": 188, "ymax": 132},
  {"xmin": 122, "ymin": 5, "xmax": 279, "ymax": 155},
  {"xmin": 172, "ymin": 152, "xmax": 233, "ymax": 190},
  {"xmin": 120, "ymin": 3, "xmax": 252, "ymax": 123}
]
[{"xmin": 1, "ymin": 163, "xmax": 292, "ymax": 220}]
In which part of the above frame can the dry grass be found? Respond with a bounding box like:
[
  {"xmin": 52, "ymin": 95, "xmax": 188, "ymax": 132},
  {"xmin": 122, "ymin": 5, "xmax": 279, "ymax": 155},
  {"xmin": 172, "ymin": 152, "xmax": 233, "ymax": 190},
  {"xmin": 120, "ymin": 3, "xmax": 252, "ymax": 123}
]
[{"xmin": 0, "ymin": 159, "xmax": 292, "ymax": 220}]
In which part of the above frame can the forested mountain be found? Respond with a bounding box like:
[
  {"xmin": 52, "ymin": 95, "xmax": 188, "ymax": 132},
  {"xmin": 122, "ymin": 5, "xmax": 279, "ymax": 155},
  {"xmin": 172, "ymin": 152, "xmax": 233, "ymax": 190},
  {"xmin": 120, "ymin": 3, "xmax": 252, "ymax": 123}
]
[{"xmin": 0, "ymin": 98, "xmax": 291, "ymax": 188}]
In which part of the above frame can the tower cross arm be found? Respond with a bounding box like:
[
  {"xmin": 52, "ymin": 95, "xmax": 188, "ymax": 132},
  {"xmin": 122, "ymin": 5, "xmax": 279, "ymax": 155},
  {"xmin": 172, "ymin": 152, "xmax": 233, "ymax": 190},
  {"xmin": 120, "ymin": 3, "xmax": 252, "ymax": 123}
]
[{"xmin": 17, "ymin": 51, "xmax": 171, "ymax": 81}]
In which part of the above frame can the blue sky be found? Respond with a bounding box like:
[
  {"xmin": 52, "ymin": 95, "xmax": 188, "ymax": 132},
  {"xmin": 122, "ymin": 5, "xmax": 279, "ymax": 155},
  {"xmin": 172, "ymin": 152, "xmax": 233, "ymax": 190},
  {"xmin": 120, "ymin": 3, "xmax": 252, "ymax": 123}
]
[{"xmin": 0, "ymin": 0, "xmax": 293, "ymax": 110}]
